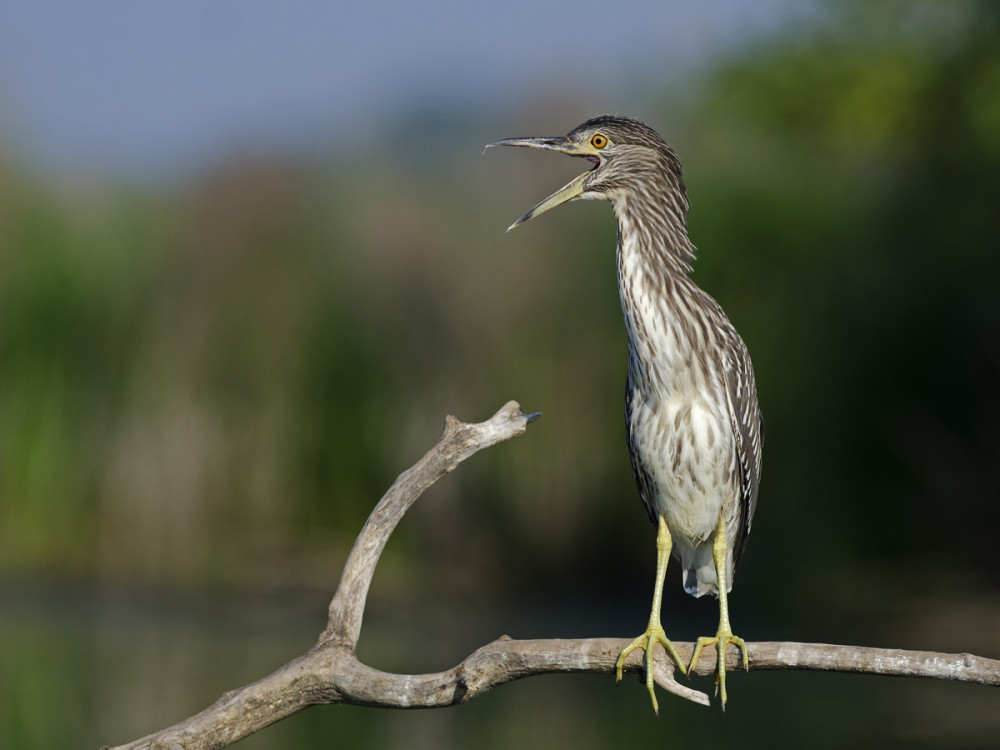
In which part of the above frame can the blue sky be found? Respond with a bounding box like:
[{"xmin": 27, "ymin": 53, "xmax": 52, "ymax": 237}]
[{"xmin": 0, "ymin": 0, "xmax": 815, "ymax": 179}]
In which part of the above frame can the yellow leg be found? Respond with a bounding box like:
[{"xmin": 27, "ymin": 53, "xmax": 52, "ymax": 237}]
[
  {"xmin": 688, "ymin": 511, "xmax": 748, "ymax": 710},
  {"xmin": 614, "ymin": 515, "xmax": 687, "ymax": 716}
]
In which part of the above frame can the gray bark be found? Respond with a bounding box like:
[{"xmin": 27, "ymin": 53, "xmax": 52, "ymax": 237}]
[{"xmin": 102, "ymin": 401, "xmax": 1000, "ymax": 750}]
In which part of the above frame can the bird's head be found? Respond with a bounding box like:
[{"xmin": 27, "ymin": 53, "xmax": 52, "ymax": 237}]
[{"xmin": 487, "ymin": 115, "xmax": 680, "ymax": 231}]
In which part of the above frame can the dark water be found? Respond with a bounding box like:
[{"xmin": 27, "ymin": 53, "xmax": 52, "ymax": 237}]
[{"xmin": 2, "ymin": 578, "xmax": 997, "ymax": 750}]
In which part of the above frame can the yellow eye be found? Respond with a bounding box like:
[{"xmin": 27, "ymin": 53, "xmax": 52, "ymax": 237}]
[{"xmin": 590, "ymin": 133, "xmax": 608, "ymax": 149}]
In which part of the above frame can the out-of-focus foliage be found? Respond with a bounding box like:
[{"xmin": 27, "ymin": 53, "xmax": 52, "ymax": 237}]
[
  {"xmin": 685, "ymin": 0, "xmax": 1000, "ymax": 614},
  {"xmin": 2, "ymin": 2, "xmax": 999, "ymax": 748}
]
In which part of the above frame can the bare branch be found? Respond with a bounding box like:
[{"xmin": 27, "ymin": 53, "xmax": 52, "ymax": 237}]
[
  {"xmin": 103, "ymin": 636, "xmax": 1000, "ymax": 750},
  {"xmin": 321, "ymin": 400, "xmax": 536, "ymax": 649},
  {"xmin": 741, "ymin": 641, "xmax": 1000, "ymax": 685},
  {"xmin": 102, "ymin": 401, "xmax": 1000, "ymax": 750}
]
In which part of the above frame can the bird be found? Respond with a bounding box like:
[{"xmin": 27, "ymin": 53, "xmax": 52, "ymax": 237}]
[{"xmin": 488, "ymin": 115, "xmax": 763, "ymax": 713}]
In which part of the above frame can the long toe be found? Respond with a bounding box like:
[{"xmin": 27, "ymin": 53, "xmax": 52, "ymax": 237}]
[
  {"xmin": 689, "ymin": 630, "xmax": 747, "ymax": 709},
  {"xmin": 615, "ymin": 625, "xmax": 687, "ymax": 714}
]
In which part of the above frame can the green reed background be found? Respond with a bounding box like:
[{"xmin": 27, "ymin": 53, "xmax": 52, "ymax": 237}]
[{"xmin": 2, "ymin": 3, "xmax": 999, "ymax": 748}]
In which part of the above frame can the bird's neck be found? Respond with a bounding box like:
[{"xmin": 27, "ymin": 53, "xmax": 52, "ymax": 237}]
[
  {"xmin": 612, "ymin": 191, "xmax": 698, "ymax": 292},
  {"xmin": 612, "ymin": 192, "xmax": 704, "ymax": 386}
]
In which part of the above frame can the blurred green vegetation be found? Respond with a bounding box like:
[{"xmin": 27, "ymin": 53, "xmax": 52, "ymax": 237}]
[{"xmin": 2, "ymin": 2, "xmax": 1000, "ymax": 748}]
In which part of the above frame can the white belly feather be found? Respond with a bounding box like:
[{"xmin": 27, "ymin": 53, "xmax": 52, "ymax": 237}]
[
  {"xmin": 620, "ymin": 229, "xmax": 741, "ymax": 596},
  {"xmin": 628, "ymin": 378, "xmax": 739, "ymax": 597},
  {"xmin": 631, "ymin": 394, "xmax": 734, "ymax": 542}
]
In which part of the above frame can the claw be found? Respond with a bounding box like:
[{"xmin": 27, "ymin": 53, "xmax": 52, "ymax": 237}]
[
  {"xmin": 615, "ymin": 626, "xmax": 687, "ymax": 715},
  {"xmin": 685, "ymin": 511, "xmax": 749, "ymax": 709},
  {"xmin": 689, "ymin": 630, "xmax": 748, "ymax": 708},
  {"xmin": 615, "ymin": 516, "xmax": 687, "ymax": 714}
]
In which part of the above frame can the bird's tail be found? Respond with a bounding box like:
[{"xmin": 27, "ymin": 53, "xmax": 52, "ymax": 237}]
[{"xmin": 681, "ymin": 543, "xmax": 733, "ymax": 598}]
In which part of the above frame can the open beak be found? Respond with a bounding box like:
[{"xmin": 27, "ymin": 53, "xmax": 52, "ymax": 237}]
[{"xmin": 486, "ymin": 136, "xmax": 600, "ymax": 231}]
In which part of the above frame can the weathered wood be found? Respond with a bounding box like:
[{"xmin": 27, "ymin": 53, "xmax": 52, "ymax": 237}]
[{"xmin": 102, "ymin": 401, "xmax": 1000, "ymax": 750}]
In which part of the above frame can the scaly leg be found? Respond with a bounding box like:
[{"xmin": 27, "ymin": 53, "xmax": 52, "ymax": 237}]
[
  {"xmin": 688, "ymin": 511, "xmax": 748, "ymax": 709},
  {"xmin": 615, "ymin": 515, "xmax": 687, "ymax": 716}
]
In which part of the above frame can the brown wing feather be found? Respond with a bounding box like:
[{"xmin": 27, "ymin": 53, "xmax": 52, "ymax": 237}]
[
  {"xmin": 625, "ymin": 371, "xmax": 659, "ymax": 525},
  {"xmin": 724, "ymin": 338, "xmax": 763, "ymax": 571}
]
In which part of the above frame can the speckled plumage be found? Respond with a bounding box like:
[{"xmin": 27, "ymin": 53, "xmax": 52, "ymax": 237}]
[
  {"xmin": 491, "ymin": 115, "xmax": 764, "ymax": 709},
  {"xmin": 570, "ymin": 115, "xmax": 764, "ymax": 597}
]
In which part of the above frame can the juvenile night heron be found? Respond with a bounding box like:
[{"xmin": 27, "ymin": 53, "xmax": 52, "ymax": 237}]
[{"xmin": 489, "ymin": 116, "xmax": 763, "ymax": 712}]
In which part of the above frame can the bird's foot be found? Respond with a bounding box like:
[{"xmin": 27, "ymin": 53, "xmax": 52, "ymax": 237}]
[
  {"xmin": 689, "ymin": 627, "xmax": 748, "ymax": 710},
  {"xmin": 615, "ymin": 625, "xmax": 687, "ymax": 716}
]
